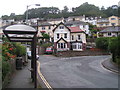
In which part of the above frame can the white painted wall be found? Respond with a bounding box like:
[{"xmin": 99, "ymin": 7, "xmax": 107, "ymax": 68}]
[{"xmin": 54, "ymin": 25, "xmax": 70, "ymax": 42}]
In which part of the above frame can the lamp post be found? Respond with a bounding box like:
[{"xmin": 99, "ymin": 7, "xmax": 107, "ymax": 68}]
[{"xmin": 26, "ymin": 4, "xmax": 40, "ymax": 24}]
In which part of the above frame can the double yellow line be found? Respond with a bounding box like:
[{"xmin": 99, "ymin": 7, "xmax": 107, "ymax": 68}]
[{"xmin": 37, "ymin": 61, "xmax": 53, "ymax": 90}]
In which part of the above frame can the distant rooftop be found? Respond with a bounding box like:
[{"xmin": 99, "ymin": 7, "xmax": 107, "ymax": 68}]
[
  {"xmin": 65, "ymin": 20, "xmax": 86, "ymax": 26},
  {"xmin": 100, "ymin": 26, "xmax": 120, "ymax": 33}
]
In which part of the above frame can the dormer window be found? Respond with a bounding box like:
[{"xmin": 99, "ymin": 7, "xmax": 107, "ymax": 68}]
[{"xmin": 59, "ymin": 26, "xmax": 64, "ymax": 29}]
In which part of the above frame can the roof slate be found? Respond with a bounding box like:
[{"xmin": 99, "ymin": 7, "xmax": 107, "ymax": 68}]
[
  {"xmin": 65, "ymin": 20, "xmax": 86, "ymax": 26},
  {"xmin": 68, "ymin": 27, "xmax": 84, "ymax": 33},
  {"xmin": 100, "ymin": 26, "xmax": 120, "ymax": 33}
]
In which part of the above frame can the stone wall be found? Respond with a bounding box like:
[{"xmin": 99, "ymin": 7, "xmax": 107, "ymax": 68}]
[{"xmin": 55, "ymin": 49, "xmax": 110, "ymax": 57}]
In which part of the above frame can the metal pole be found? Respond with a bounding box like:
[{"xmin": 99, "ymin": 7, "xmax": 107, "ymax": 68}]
[
  {"xmin": 26, "ymin": 5, "xmax": 29, "ymax": 24},
  {"xmin": 33, "ymin": 34, "xmax": 37, "ymax": 88},
  {"xmin": 31, "ymin": 42, "xmax": 34, "ymax": 82}
]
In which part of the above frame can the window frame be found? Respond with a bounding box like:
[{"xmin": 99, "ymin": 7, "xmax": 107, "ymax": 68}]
[
  {"xmin": 64, "ymin": 33, "xmax": 67, "ymax": 38},
  {"xmin": 78, "ymin": 35, "xmax": 81, "ymax": 40},
  {"xmin": 57, "ymin": 34, "xmax": 59, "ymax": 39},
  {"xmin": 59, "ymin": 26, "xmax": 64, "ymax": 29}
]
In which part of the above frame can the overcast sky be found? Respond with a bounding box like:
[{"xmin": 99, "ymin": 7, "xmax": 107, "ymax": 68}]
[{"xmin": 0, "ymin": 0, "xmax": 119, "ymax": 17}]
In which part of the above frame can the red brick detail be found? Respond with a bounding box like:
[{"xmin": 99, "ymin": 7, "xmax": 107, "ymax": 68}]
[
  {"xmin": 54, "ymin": 42, "xmax": 57, "ymax": 49},
  {"xmin": 82, "ymin": 43, "xmax": 86, "ymax": 50},
  {"xmin": 67, "ymin": 42, "xmax": 70, "ymax": 49}
]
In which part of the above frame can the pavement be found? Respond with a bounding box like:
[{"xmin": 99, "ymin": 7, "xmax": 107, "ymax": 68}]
[
  {"xmin": 102, "ymin": 59, "xmax": 120, "ymax": 74},
  {"xmin": 4, "ymin": 60, "xmax": 34, "ymax": 89},
  {"xmin": 2, "ymin": 55, "xmax": 120, "ymax": 89}
]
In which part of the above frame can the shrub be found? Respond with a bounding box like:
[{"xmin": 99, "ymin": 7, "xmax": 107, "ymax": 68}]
[
  {"xmin": 13, "ymin": 43, "xmax": 26, "ymax": 57},
  {"xmin": 95, "ymin": 37, "xmax": 109, "ymax": 50},
  {"xmin": 2, "ymin": 59, "xmax": 11, "ymax": 81},
  {"xmin": 41, "ymin": 42, "xmax": 53, "ymax": 48},
  {"xmin": 109, "ymin": 36, "xmax": 120, "ymax": 62}
]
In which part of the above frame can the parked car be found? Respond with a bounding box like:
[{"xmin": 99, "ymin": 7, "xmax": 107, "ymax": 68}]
[
  {"xmin": 86, "ymin": 45, "xmax": 93, "ymax": 49},
  {"xmin": 27, "ymin": 51, "xmax": 39, "ymax": 60},
  {"xmin": 45, "ymin": 47, "xmax": 53, "ymax": 54}
]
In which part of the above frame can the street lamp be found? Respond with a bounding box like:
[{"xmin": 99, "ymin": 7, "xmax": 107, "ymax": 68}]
[
  {"xmin": 26, "ymin": 4, "xmax": 40, "ymax": 24},
  {"xmin": 3, "ymin": 24, "xmax": 38, "ymax": 88}
]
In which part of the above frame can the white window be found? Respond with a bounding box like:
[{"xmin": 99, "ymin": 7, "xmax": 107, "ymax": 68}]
[
  {"xmin": 64, "ymin": 33, "xmax": 67, "ymax": 38},
  {"xmin": 59, "ymin": 26, "xmax": 64, "ymax": 29},
  {"xmin": 42, "ymin": 27, "xmax": 45, "ymax": 30},
  {"xmin": 58, "ymin": 43, "xmax": 66, "ymax": 49},
  {"xmin": 108, "ymin": 32, "xmax": 111, "ymax": 36},
  {"xmin": 72, "ymin": 43, "xmax": 82, "ymax": 50},
  {"xmin": 72, "ymin": 35, "xmax": 74, "ymax": 40},
  {"xmin": 78, "ymin": 35, "xmax": 81, "ymax": 40},
  {"xmin": 57, "ymin": 34, "xmax": 59, "ymax": 39}
]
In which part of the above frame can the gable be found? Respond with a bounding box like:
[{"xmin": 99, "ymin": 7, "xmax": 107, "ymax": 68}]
[
  {"xmin": 56, "ymin": 37, "xmax": 67, "ymax": 43},
  {"xmin": 53, "ymin": 22, "xmax": 71, "ymax": 32}
]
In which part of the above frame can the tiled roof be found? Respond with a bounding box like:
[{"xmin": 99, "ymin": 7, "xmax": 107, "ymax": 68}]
[
  {"xmin": 68, "ymin": 27, "xmax": 84, "ymax": 33},
  {"xmin": 100, "ymin": 26, "xmax": 120, "ymax": 33},
  {"xmin": 65, "ymin": 20, "xmax": 86, "ymax": 26},
  {"xmin": 38, "ymin": 22, "xmax": 53, "ymax": 26},
  {"xmin": 93, "ymin": 27, "xmax": 107, "ymax": 31}
]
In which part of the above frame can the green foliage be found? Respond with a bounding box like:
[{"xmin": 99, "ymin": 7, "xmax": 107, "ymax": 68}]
[
  {"xmin": 42, "ymin": 33, "xmax": 50, "ymax": 39},
  {"xmin": 74, "ymin": 2, "xmax": 103, "ymax": 17},
  {"xmin": 1, "ymin": 3, "xmax": 119, "ymax": 20},
  {"xmin": 95, "ymin": 37, "xmax": 109, "ymax": 50},
  {"xmin": 2, "ymin": 60, "xmax": 11, "ymax": 81},
  {"xmin": 96, "ymin": 36, "xmax": 120, "ymax": 64},
  {"xmin": 109, "ymin": 36, "xmax": 120, "ymax": 62},
  {"xmin": 14, "ymin": 43, "xmax": 26, "ymax": 56},
  {"xmin": 41, "ymin": 42, "xmax": 52, "ymax": 48}
]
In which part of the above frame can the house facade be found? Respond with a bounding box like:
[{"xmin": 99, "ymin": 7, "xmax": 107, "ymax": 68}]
[
  {"xmin": 36, "ymin": 18, "xmax": 89, "ymax": 42},
  {"xmin": 98, "ymin": 26, "xmax": 120, "ymax": 37},
  {"xmin": 96, "ymin": 16, "xmax": 120, "ymax": 27},
  {"xmin": 96, "ymin": 18, "xmax": 109, "ymax": 27},
  {"xmin": 67, "ymin": 15, "xmax": 85, "ymax": 22},
  {"xmin": 53, "ymin": 22, "xmax": 86, "ymax": 51},
  {"xmin": 109, "ymin": 16, "xmax": 120, "ymax": 26}
]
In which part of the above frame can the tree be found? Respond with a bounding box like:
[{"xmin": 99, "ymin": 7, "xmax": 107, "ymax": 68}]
[
  {"xmin": 74, "ymin": 2, "xmax": 103, "ymax": 17},
  {"xmin": 42, "ymin": 33, "xmax": 50, "ymax": 39},
  {"xmin": 109, "ymin": 36, "xmax": 120, "ymax": 62},
  {"xmin": 62, "ymin": 6, "xmax": 69, "ymax": 13}
]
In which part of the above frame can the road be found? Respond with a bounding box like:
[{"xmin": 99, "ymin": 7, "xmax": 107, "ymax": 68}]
[{"xmin": 38, "ymin": 55, "xmax": 118, "ymax": 88}]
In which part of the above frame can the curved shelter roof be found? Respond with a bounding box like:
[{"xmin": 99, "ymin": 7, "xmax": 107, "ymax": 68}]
[{"xmin": 3, "ymin": 24, "xmax": 37, "ymax": 42}]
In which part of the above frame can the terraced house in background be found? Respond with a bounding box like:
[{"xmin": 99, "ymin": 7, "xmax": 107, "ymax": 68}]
[{"xmin": 96, "ymin": 16, "xmax": 120, "ymax": 27}]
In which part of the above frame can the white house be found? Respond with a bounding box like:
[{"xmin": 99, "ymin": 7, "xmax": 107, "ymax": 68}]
[{"xmin": 53, "ymin": 22, "xmax": 86, "ymax": 51}]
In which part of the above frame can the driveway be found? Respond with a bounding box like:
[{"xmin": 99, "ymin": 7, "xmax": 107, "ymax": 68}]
[{"xmin": 38, "ymin": 55, "xmax": 118, "ymax": 88}]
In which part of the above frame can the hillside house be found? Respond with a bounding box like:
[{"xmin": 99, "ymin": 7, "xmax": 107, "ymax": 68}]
[{"xmin": 53, "ymin": 22, "xmax": 86, "ymax": 51}]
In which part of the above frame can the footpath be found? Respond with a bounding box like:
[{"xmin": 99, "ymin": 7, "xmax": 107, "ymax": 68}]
[
  {"xmin": 4, "ymin": 60, "xmax": 34, "ymax": 89},
  {"xmin": 102, "ymin": 59, "xmax": 120, "ymax": 74}
]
